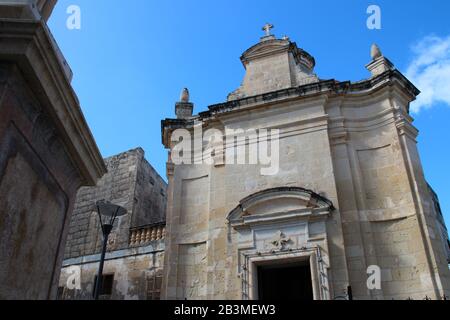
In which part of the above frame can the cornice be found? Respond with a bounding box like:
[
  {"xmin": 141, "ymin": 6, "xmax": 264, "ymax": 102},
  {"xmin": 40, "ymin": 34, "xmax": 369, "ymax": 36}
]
[
  {"xmin": 0, "ymin": 19, "xmax": 106, "ymax": 185},
  {"xmin": 205, "ymin": 70, "xmax": 418, "ymax": 118},
  {"xmin": 162, "ymin": 66, "xmax": 419, "ymax": 150}
]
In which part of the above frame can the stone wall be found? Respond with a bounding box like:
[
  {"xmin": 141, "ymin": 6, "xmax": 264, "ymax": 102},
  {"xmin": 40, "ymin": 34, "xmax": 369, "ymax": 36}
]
[
  {"xmin": 162, "ymin": 100, "xmax": 348, "ymax": 300},
  {"xmin": 0, "ymin": 65, "xmax": 79, "ymax": 299},
  {"xmin": 64, "ymin": 148, "xmax": 167, "ymax": 260},
  {"xmin": 429, "ymin": 185, "xmax": 450, "ymax": 263},
  {"xmin": 59, "ymin": 240, "xmax": 164, "ymax": 300},
  {"xmin": 132, "ymin": 157, "xmax": 167, "ymax": 228},
  {"xmin": 58, "ymin": 149, "xmax": 167, "ymax": 300},
  {"xmin": 0, "ymin": 9, "xmax": 105, "ymax": 299}
]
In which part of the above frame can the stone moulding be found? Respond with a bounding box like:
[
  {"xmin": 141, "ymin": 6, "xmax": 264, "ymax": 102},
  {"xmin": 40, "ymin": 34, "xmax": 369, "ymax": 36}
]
[
  {"xmin": 205, "ymin": 70, "xmax": 419, "ymax": 118},
  {"xmin": 226, "ymin": 187, "xmax": 333, "ymax": 300},
  {"xmin": 239, "ymin": 246, "xmax": 328, "ymax": 300},
  {"xmin": 240, "ymin": 38, "xmax": 316, "ymax": 71},
  {"xmin": 62, "ymin": 240, "xmax": 165, "ymax": 268},
  {"xmin": 161, "ymin": 69, "xmax": 420, "ymax": 148},
  {"xmin": 227, "ymin": 186, "xmax": 335, "ymax": 227}
]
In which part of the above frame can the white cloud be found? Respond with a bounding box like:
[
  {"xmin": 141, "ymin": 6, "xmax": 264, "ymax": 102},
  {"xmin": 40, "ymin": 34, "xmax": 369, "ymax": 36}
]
[{"xmin": 405, "ymin": 35, "xmax": 450, "ymax": 113}]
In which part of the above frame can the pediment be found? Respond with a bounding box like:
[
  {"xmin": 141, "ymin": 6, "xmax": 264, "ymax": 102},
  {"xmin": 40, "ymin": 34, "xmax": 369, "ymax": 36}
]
[
  {"xmin": 245, "ymin": 42, "xmax": 288, "ymax": 56},
  {"xmin": 227, "ymin": 187, "xmax": 334, "ymax": 227},
  {"xmin": 240, "ymin": 39, "xmax": 290, "ymax": 64}
]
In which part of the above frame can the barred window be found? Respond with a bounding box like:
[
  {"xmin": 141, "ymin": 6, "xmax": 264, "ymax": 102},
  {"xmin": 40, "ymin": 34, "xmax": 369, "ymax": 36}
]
[
  {"xmin": 147, "ymin": 274, "xmax": 162, "ymax": 300},
  {"xmin": 93, "ymin": 274, "xmax": 114, "ymax": 296}
]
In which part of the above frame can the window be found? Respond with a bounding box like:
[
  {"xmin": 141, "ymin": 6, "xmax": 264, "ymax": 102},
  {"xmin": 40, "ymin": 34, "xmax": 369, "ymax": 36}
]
[
  {"xmin": 147, "ymin": 274, "xmax": 162, "ymax": 300},
  {"xmin": 93, "ymin": 274, "xmax": 114, "ymax": 296},
  {"xmin": 56, "ymin": 286, "xmax": 65, "ymax": 300}
]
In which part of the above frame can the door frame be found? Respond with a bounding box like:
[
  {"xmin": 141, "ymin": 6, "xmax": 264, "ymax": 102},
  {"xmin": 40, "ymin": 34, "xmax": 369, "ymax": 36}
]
[{"xmin": 244, "ymin": 248, "xmax": 323, "ymax": 300}]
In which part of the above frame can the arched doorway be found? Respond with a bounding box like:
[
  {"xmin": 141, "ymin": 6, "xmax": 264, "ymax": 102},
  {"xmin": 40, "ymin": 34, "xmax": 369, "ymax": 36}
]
[{"xmin": 227, "ymin": 187, "xmax": 334, "ymax": 300}]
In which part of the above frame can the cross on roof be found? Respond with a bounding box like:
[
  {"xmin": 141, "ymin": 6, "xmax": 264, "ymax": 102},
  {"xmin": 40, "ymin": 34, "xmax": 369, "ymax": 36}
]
[{"xmin": 262, "ymin": 23, "xmax": 274, "ymax": 36}]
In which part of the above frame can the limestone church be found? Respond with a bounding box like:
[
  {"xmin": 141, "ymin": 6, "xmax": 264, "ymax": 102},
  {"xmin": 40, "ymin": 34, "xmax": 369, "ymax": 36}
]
[{"xmin": 160, "ymin": 25, "xmax": 450, "ymax": 300}]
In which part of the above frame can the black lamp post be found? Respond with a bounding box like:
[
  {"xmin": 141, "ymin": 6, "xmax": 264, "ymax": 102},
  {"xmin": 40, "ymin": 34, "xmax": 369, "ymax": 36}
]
[{"xmin": 93, "ymin": 200, "xmax": 127, "ymax": 300}]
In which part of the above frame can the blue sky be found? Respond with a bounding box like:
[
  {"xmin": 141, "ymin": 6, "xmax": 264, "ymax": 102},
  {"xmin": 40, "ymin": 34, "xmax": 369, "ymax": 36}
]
[{"xmin": 48, "ymin": 0, "xmax": 450, "ymax": 225}]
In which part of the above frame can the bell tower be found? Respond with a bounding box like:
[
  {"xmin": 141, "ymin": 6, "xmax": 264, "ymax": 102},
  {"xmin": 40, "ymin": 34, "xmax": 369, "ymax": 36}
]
[{"xmin": 228, "ymin": 24, "xmax": 319, "ymax": 100}]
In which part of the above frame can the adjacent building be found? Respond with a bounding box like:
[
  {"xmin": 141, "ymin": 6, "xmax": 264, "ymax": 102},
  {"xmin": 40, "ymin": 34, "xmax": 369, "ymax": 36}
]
[
  {"xmin": 58, "ymin": 148, "xmax": 167, "ymax": 300},
  {"xmin": 0, "ymin": 0, "xmax": 105, "ymax": 299}
]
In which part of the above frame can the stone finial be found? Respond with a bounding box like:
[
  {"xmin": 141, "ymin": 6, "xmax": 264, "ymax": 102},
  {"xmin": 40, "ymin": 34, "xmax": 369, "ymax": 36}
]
[
  {"xmin": 371, "ymin": 43, "xmax": 382, "ymax": 60},
  {"xmin": 366, "ymin": 44, "xmax": 394, "ymax": 77},
  {"xmin": 175, "ymin": 88, "xmax": 193, "ymax": 119},
  {"xmin": 180, "ymin": 88, "xmax": 190, "ymax": 103}
]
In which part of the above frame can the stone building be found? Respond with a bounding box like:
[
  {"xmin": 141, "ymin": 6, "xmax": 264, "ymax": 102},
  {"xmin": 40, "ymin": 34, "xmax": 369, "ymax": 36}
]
[
  {"xmin": 58, "ymin": 148, "xmax": 167, "ymax": 300},
  {"xmin": 0, "ymin": 1, "xmax": 105, "ymax": 299},
  {"xmin": 428, "ymin": 185, "xmax": 450, "ymax": 262},
  {"xmin": 161, "ymin": 27, "xmax": 450, "ymax": 300}
]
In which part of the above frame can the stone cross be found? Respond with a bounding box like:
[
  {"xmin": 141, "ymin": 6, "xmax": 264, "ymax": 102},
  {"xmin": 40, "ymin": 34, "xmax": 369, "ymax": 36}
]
[{"xmin": 262, "ymin": 23, "xmax": 274, "ymax": 36}]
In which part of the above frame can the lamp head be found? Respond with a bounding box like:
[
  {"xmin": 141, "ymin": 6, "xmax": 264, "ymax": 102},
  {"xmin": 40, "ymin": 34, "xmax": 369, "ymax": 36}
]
[
  {"xmin": 96, "ymin": 200, "xmax": 127, "ymax": 218},
  {"xmin": 95, "ymin": 200, "xmax": 127, "ymax": 236}
]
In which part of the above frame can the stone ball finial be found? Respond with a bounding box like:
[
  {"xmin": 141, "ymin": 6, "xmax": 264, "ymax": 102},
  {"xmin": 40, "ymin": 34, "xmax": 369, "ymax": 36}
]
[
  {"xmin": 180, "ymin": 88, "xmax": 189, "ymax": 103},
  {"xmin": 371, "ymin": 43, "xmax": 382, "ymax": 60}
]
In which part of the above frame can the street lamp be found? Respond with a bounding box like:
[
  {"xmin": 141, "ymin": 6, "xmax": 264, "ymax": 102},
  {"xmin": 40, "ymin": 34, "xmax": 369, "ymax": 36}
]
[{"xmin": 93, "ymin": 200, "xmax": 127, "ymax": 300}]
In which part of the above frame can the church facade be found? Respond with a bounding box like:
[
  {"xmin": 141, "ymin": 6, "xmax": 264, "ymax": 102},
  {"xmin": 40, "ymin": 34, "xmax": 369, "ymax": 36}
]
[{"xmin": 161, "ymin": 27, "xmax": 450, "ymax": 300}]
